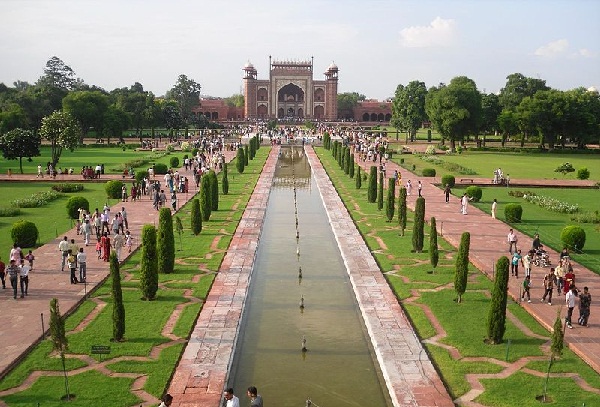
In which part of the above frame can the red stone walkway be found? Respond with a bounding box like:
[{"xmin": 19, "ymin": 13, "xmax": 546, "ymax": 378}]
[
  {"xmin": 0, "ymin": 153, "xmax": 236, "ymax": 380},
  {"xmin": 353, "ymin": 155, "xmax": 600, "ymax": 374}
]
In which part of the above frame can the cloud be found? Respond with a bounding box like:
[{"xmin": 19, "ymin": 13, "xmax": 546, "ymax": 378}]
[
  {"xmin": 399, "ymin": 17, "xmax": 457, "ymax": 48},
  {"xmin": 578, "ymin": 48, "xmax": 596, "ymax": 58},
  {"xmin": 534, "ymin": 39, "xmax": 569, "ymax": 57}
]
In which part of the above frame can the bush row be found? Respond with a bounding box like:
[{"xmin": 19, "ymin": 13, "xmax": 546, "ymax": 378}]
[
  {"xmin": 51, "ymin": 183, "xmax": 84, "ymax": 193},
  {"xmin": 10, "ymin": 190, "xmax": 62, "ymax": 208}
]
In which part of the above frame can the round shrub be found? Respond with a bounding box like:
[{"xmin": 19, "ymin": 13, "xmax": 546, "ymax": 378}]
[
  {"xmin": 154, "ymin": 163, "xmax": 168, "ymax": 175},
  {"xmin": 11, "ymin": 220, "xmax": 39, "ymax": 247},
  {"xmin": 66, "ymin": 196, "xmax": 89, "ymax": 219},
  {"xmin": 105, "ymin": 180, "xmax": 124, "ymax": 199},
  {"xmin": 191, "ymin": 147, "xmax": 199, "ymax": 157},
  {"xmin": 465, "ymin": 186, "xmax": 482, "ymax": 202},
  {"xmin": 441, "ymin": 175, "xmax": 456, "ymax": 188},
  {"xmin": 577, "ymin": 167, "xmax": 590, "ymax": 180},
  {"xmin": 504, "ymin": 203, "xmax": 523, "ymax": 223},
  {"xmin": 422, "ymin": 168, "xmax": 436, "ymax": 177},
  {"xmin": 135, "ymin": 169, "xmax": 149, "ymax": 183},
  {"xmin": 560, "ymin": 225, "xmax": 586, "ymax": 251},
  {"xmin": 169, "ymin": 156, "xmax": 180, "ymax": 168}
]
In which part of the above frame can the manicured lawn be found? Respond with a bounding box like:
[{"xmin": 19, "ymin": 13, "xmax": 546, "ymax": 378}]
[
  {"xmin": 455, "ymin": 186, "xmax": 600, "ymax": 274},
  {"xmin": 0, "ymin": 147, "xmax": 271, "ymax": 404},
  {"xmin": 316, "ymin": 147, "xmax": 600, "ymax": 404},
  {"xmin": 393, "ymin": 150, "xmax": 600, "ymax": 181}
]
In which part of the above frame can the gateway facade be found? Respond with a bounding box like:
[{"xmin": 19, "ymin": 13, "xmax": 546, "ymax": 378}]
[{"xmin": 243, "ymin": 57, "xmax": 338, "ymax": 121}]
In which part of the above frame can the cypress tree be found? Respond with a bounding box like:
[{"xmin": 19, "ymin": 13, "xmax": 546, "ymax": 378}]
[
  {"xmin": 344, "ymin": 148, "xmax": 351, "ymax": 174},
  {"xmin": 377, "ymin": 171, "xmax": 384, "ymax": 210},
  {"xmin": 429, "ymin": 217, "xmax": 439, "ymax": 272},
  {"xmin": 244, "ymin": 144, "xmax": 249, "ymax": 166},
  {"xmin": 367, "ymin": 166, "xmax": 377, "ymax": 203},
  {"xmin": 337, "ymin": 144, "xmax": 343, "ymax": 166},
  {"xmin": 222, "ymin": 162, "xmax": 229, "ymax": 195},
  {"xmin": 385, "ymin": 178, "xmax": 395, "ymax": 222},
  {"xmin": 454, "ymin": 231, "xmax": 470, "ymax": 303},
  {"xmin": 208, "ymin": 170, "xmax": 219, "ymax": 211},
  {"xmin": 332, "ymin": 140, "xmax": 337, "ymax": 157},
  {"xmin": 551, "ymin": 310, "xmax": 564, "ymax": 356},
  {"xmin": 111, "ymin": 252, "xmax": 125, "ymax": 341},
  {"xmin": 249, "ymin": 137, "xmax": 256, "ymax": 159},
  {"xmin": 255, "ymin": 135, "xmax": 260, "ymax": 150},
  {"xmin": 236, "ymin": 147, "xmax": 245, "ymax": 173},
  {"xmin": 157, "ymin": 207, "xmax": 175, "ymax": 274},
  {"xmin": 190, "ymin": 198, "xmax": 202, "ymax": 235},
  {"xmin": 49, "ymin": 298, "xmax": 70, "ymax": 400},
  {"xmin": 340, "ymin": 146, "xmax": 345, "ymax": 169},
  {"xmin": 412, "ymin": 196, "xmax": 425, "ymax": 252},
  {"xmin": 323, "ymin": 132, "xmax": 330, "ymax": 149},
  {"xmin": 349, "ymin": 154, "xmax": 355, "ymax": 178},
  {"xmin": 486, "ymin": 256, "xmax": 509, "ymax": 343},
  {"xmin": 398, "ymin": 187, "xmax": 407, "ymax": 236},
  {"xmin": 140, "ymin": 224, "xmax": 158, "ymax": 300},
  {"xmin": 355, "ymin": 166, "xmax": 362, "ymax": 189},
  {"xmin": 200, "ymin": 174, "xmax": 211, "ymax": 221}
]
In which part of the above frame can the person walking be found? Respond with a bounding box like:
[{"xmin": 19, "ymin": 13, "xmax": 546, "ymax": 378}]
[
  {"xmin": 77, "ymin": 247, "xmax": 87, "ymax": 283},
  {"xmin": 224, "ymin": 388, "xmax": 240, "ymax": 407},
  {"xmin": 521, "ymin": 275, "xmax": 531, "ymax": 303},
  {"xmin": 444, "ymin": 184, "xmax": 451, "ymax": 203},
  {"xmin": 541, "ymin": 270, "xmax": 554, "ymax": 305},
  {"xmin": 67, "ymin": 250, "xmax": 77, "ymax": 284},
  {"xmin": 0, "ymin": 256, "xmax": 6, "ymax": 289},
  {"xmin": 121, "ymin": 207, "xmax": 128, "ymax": 230},
  {"xmin": 507, "ymin": 228, "xmax": 518, "ymax": 254},
  {"xmin": 461, "ymin": 193, "xmax": 469, "ymax": 215},
  {"xmin": 511, "ymin": 250, "xmax": 523, "ymax": 278},
  {"xmin": 58, "ymin": 236, "xmax": 69, "ymax": 271},
  {"xmin": 7, "ymin": 260, "xmax": 19, "ymax": 299},
  {"xmin": 491, "ymin": 199, "xmax": 498, "ymax": 219},
  {"xmin": 578, "ymin": 287, "xmax": 592, "ymax": 327},
  {"xmin": 113, "ymin": 232, "xmax": 125, "ymax": 262},
  {"xmin": 406, "ymin": 180, "xmax": 412, "ymax": 196},
  {"xmin": 565, "ymin": 286, "xmax": 578, "ymax": 329},
  {"xmin": 19, "ymin": 259, "xmax": 30, "ymax": 297},
  {"xmin": 81, "ymin": 219, "xmax": 91, "ymax": 246},
  {"xmin": 417, "ymin": 180, "xmax": 422, "ymax": 197}
]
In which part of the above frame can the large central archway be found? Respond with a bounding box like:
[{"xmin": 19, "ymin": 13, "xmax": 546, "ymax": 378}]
[{"xmin": 277, "ymin": 83, "xmax": 305, "ymax": 118}]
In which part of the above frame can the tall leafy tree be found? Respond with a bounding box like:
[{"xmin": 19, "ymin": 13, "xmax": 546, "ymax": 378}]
[
  {"xmin": 398, "ymin": 187, "xmax": 407, "ymax": 236},
  {"xmin": 498, "ymin": 73, "xmax": 549, "ymax": 112},
  {"xmin": 429, "ymin": 217, "xmax": 439, "ymax": 273},
  {"xmin": 103, "ymin": 105, "xmax": 130, "ymax": 143},
  {"xmin": 162, "ymin": 101, "xmax": 183, "ymax": 138},
  {"xmin": 39, "ymin": 110, "xmax": 81, "ymax": 166},
  {"xmin": 412, "ymin": 197, "xmax": 425, "ymax": 252},
  {"xmin": 391, "ymin": 81, "xmax": 428, "ymax": 141},
  {"xmin": 113, "ymin": 83, "xmax": 148, "ymax": 136},
  {"xmin": 62, "ymin": 90, "xmax": 109, "ymax": 139},
  {"xmin": 480, "ymin": 92, "xmax": 502, "ymax": 141},
  {"xmin": 0, "ymin": 103, "xmax": 28, "ymax": 133},
  {"xmin": 0, "ymin": 128, "xmax": 41, "ymax": 173},
  {"xmin": 110, "ymin": 252, "xmax": 126, "ymax": 341},
  {"xmin": 167, "ymin": 74, "xmax": 201, "ymax": 133},
  {"xmin": 425, "ymin": 77, "xmax": 482, "ymax": 151},
  {"xmin": 337, "ymin": 92, "xmax": 366, "ymax": 119},
  {"xmin": 143, "ymin": 93, "xmax": 162, "ymax": 140},
  {"xmin": 139, "ymin": 224, "xmax": 158, "ymax": 300},
  {"xmin": 157, "ymin": 208, "xmax": 175, "ymax": 274},
  {"xmin": 486, "ymin": 256, "xmax": 509, "ymax": 344},
  {"xmin": 37, "ymin": 56, "xmax": 77, "ymax": 91},
  {"xmin": 454, "ymin": 232, "xmax": 470, "ymax": 303}
]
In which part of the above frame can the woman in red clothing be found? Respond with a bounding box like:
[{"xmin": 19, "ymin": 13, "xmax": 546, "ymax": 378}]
[
  {"xmin": 563, "ymin": 266, "xmax": 575, "ymax": 295},
  {"xmin": 101, "ymin": 232, "xmax": 111, "ymax": 262}
]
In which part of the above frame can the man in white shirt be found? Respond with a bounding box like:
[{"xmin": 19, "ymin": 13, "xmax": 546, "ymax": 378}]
[
  {"xmin": 224, "ymin": 388, "xmax": 240, "ymax": 407},
  {"xmin": 507, "ymin": 229, "xmax": 518, "ymax": 254},
  {"xmin": 58, "ymin": 236, "xmax": 69, "ymax": 271},
  {"xmin": 565, "ymin": 286, "xmax": 578, "ymax": 329},
  {"xmin": 19, "ymin": 259, "xmax": 30, "ymax": 297},
  {"xmin": 77, "ymin": 248, "xmax": 87, "ymax": 282}
]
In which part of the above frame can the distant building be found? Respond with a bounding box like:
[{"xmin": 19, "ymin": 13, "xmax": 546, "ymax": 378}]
[
  {"xmin": 192, "ymin": 99, "xmax": 243, "ymax": 121},
  {"xmin": 243, "ymin": 57, "xmax": 339, "ymax": 120}
]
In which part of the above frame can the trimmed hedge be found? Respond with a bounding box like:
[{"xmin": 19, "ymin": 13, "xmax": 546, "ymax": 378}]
[
  {"xmin": 105, "ymin": 180, "xmax": 124, "ymax": 199},
  {"xmin": 441, "ymin": 175, "xmax": 455, "ymax": 188},
  {"xmin": 422, "ymin": 168, "xmax": 436, "ymax": 177},
  {"xmin": 11, "ymin": 220, "xmax": 39, "ymax": 247},
  {"xmin": 577, "ymin": 167, "xmax": 590, "ymax": 180},
  {"xmin": 52, "ymin": 183, "xmax": 84, "ymax": 193},
  {"xmin": 169, "ymin": 156, "xmax": 180, "ymax": 168},
  {"xmin": 154, "ymin": 163, "xmax": 168, "ymax": 175},
  {"xmin": 560, "ymin": 225, "xmax": 586, "ymax": 251},
  {"xmin": 135, "ymin": 170, "xmax": 149, "ymax": 183},
  {"xmin": 66, "ymin": 196, "xmax": 90, "ymax": 219},
  {"xmin": 504, "ymin": 203, "xmax": 523, "ymax": 223},
  {"xmin": 465, "ymin": 186, "xmax": 482, "ymax": 202}
]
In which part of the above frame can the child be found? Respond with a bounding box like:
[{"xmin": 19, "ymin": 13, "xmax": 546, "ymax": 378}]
[
  {"xmin": 95, "ymin": 238, "xmax": 102, "ymax": 259},
  {"xmin": 521, "ymin": 275, "xmax": 532, "ymax": 303},
  {"xmin": 25, "ymin": 250, "xmax": 35, "ymax": 270},
  {"xmin": 67, "ymin": 250, "xmax": 77, "ymax": 284},
  {"xmin": 125, "ymin": 230, "xmax": 132, "ymax": 253}
]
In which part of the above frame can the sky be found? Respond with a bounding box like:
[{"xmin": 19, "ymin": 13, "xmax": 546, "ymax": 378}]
[{"xmin": 1, "ymin": 0, "xmax": 599, "ymax": 100}]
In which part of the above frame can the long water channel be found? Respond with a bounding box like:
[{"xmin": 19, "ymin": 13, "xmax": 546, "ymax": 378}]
[{"xmin": 230, "ymin": 146, "xmax": 393, "ymax": 407}]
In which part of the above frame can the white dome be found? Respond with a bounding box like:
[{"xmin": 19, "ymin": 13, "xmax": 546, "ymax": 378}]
[
  {"xmin": 327, "ymin": 62, "xmax": 338, "ymax": 70},
  {"xmin": 244, "ymin": 61, "xmax": 255, "ymax": 69}
]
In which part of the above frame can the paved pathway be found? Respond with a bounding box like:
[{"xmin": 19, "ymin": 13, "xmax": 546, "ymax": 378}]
[
  {"xmin": 0, "ymin": 153, "xmax": 235, "ymax": 379},
  {"xmin": 353, "ymin": 155, "xmax": 600, "ymax": 374},
  {"xmin": 168, "ymin": 145, "xmax": 453, "ymax": 407}
]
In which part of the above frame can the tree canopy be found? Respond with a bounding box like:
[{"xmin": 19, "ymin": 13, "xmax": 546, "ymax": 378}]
[{"xmin": 391, "ymin": 81, "xmax": 427, "ymax": 140}]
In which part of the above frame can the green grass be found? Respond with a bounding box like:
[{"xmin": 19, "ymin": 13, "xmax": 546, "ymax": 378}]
[
  {"xmin": 393, "ymin": 150, "xmax": 600, "ymax": 181},
  {"xmin": 456, "ymin": 186, "xmax": 600, "ymax": 274},
  {"xmin": 0, "ymin": 147, "xmax": 271, "ymax": 404},
  {"xmin": 315, "ymin": 146, "xmax": 600, "ymax": 405}
]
